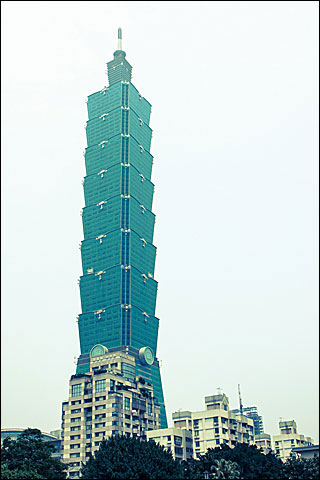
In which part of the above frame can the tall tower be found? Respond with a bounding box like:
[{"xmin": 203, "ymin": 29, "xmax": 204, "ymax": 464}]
[{"xmin": 75, "ymin": 29, "xmax": 167, "ymax": 428}]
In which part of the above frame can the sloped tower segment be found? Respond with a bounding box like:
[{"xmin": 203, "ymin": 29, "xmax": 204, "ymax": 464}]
[{"xmin": 76, "ymin": 35, "xmax": 167, "ymax": 428}]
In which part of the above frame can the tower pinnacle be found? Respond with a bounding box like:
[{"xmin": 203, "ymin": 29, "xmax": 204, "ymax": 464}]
[
  {"xmin": 118, "ymin": 27, "xmax": 122, "ymax": 50},
  {"xmin": 107, "ymin": 27, "xmax": 132, "ymax": 86}
]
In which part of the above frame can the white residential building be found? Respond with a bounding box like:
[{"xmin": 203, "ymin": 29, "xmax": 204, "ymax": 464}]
[
  {"xmin": 272, "ymin": 420, "xmax": 314, "ymax": 462},
  {"xmin": 172, "ymin": 393, "xmax": 254, "ymax": 458},
  {"xmin": 146, "ymin": 427, "xmax": 194, "ymax": 461},
  {"xmin": 61, "ymin": 346, "xmax": 161, "ymax": 478}
]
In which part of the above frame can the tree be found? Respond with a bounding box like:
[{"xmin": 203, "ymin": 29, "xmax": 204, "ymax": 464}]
[
  {"xmin": 196, "ymin": 443, "xmax": 283, "ymax": 479},
  {"xmin": 81, "ymin": 434, "xmax": 183, "ymax": 479},
  {"xmin": 1, "ymin": 428, "xmax": 67, "ymax": 480},
  {"xmin": 281, "ymin": 454, "xmax": 319, "ymax": 479},
  {"xmin": 181, "ymin": 458, "xmax": 204, "ymax": 479},
  {"xmin": 209, "ymin": 459, "xmax": 241, "ymax": 479}
]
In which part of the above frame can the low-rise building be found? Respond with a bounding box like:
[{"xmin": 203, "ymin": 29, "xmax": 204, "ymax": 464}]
[
  {"xmin": 1, "ymin": 428, "xmax": 62, "ymax": 459},
  {"xmin": 172, "ymin": 393, "xmax": 254, "ymax": 458},
  {"xmin": 272, "ymin": 420, "xmax": 314, "ymax": 462},
  {"xmin": 254, "ymin": 433, "xmax": 272, "ymax": 454},
  {"xmin": 146, "ymin": 427, "xmax": 193, "ymax": 461},
  {"xmin": 61, "ymin": 346, "xmax": 161, "ymax": 478},
  {"xmin": 291, "ymin": 445, "xmax": 319, "ymax": 459}
]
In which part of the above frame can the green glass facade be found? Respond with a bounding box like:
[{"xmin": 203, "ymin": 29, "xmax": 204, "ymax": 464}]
[{"xmin": 75, "ymin": 43, "xmax": 167, "ymax": 428}]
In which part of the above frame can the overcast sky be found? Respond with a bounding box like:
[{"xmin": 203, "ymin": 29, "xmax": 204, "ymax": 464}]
[{"xmin": 1, "ymin": 1, "xmax": 319, "ymax": 443}]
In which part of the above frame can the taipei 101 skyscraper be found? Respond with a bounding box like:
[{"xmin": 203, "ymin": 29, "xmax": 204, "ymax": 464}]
[{"xmin": 62, "ymin": 28, "xmax": 167, "ymax": 443}]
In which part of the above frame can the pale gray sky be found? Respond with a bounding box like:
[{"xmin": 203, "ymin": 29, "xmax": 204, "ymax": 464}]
[{"xmin": 1, "ymin": 1, "xmax": 319, "ymax": 443}]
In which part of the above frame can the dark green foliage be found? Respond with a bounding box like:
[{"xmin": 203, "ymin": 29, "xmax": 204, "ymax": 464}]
[
  {"xmin": 209, "ymin": 458, "xmax": 241, "ymax": 478},
  {"xmin": 281, "ymin": 454, "xmax": 319, "ymax": 479},
  {"xmin": 1, "ymin": 428, "xmax": 67, "ymax": 480},
  {"xmin": 192, "ymin": 443, "xmax": 284, "ymax": 479},
  {"xmin": 81, "ymin": 434, "xmax": 183, "ymax": 479},
  {"xmin": 181, "ymin": 458, "xmax": 204, "ymax": 479}
]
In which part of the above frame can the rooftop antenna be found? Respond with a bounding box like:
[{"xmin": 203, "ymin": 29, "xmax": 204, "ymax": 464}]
[
  {"xmin": 118, "ymin": 27, "xmax": 122, "ymax": 50},
  {"xmin": 238, "ymin": 384, "xmax": 243, "ymax": 416},
  {"xmin": 217, "ymin": 387, "xmax": 222, "ymax": 394}
]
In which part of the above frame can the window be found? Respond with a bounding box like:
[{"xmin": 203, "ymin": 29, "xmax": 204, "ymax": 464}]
[
  {"xmin": 95, "ymin": 379, "xmax": 106, "ymax": 393},
  {"xmin": 72, "ymin": 384, "xmax": 82, "ymax": 397},
  {"xmin": 70, "ymin": 453, "xmax": 80, "ymax": 458},
  {"xmin": 195, "ymin": 441, "xmax": 200, "ymax": 447},
  {"xmin": 175, "ymin": 446, "xmax": 183, "ymax": 455},
  {"xmin": 71, "ymin": 409, "xmax": 81, "ymax": 414},
  {"xmin": 95, "ymin": 413, "xmax": 106, "ymax": 420},
  {"xmin": 70, "ymin": 444, "xmax": 80, "ymax": 449},
  {"xmin": 70, "ymin": 426, "xmax": 80, "ymax": 431},
  {"xmin": 95, "ymin": 396, "xmax": 106, "ymax": 401},
  {"xmin": 147, "ymin": 404, "xmax": 152, "ymax": 416},
  {"xmin": 70, "ymin": 435, "xmax": 80, "ymax": 440},
  {"xmin": 71, "ymin": 417, "xmax": 81, "ymax": 423},
  {"xmin": 71, "ymin": 400, "xmax": 81, "ymax": 405},
  {"xmin": 86, "ymin": 434, "xmax": 91, "ymax": 439},
  {"xmin": 124, "ymin": 397, "xmax": 130, "ymax": 410}
]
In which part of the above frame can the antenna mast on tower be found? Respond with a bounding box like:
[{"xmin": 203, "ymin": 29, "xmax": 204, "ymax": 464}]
[
  {"xmin": 238, "ymin": 384, "xmax": 243, "ymax": 416},
  {"xmin": 117, "ymin": 27, "xmax": 122, "ymax": 50}
]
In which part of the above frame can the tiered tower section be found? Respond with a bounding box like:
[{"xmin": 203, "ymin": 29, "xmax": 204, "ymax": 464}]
[{"xmin": 76, "ymin": 30, "xmax": 167, "ymax": 428}]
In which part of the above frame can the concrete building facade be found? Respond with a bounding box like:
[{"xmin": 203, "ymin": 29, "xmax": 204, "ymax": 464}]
[
  {"xmin": 146, "ymin": 427, "xmax": 194, "ymax": 461},
  {"xmin": 273, "ymin": 420, "xmax": 314, "ymax": 462},
  {"xmin": 172, "ymin": 394, "xmax": 254, "ymax": 458},
  {"xmin": 62, "ymin": 348, "xmax": 161, "ymax": 478},
  {"xmin": 254, "ymin": 433, "xmax": 272, "ymax": 454}
]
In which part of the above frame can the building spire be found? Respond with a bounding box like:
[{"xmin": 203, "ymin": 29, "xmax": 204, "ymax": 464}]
[
  {"xmin": 107, "ymin": 27, "xmax": 132, "ymax": 86},
  {"xmin": 118, "ymin": 27, "xmax": 122, "ymax": 51}
]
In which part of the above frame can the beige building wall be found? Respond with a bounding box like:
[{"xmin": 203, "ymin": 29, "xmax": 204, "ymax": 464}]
[
  {"xmin": 146, "ymin": 427, "xmax": 193, "ymax": 461},
  {"xmin": 254, "ymin": 433, "xmax": 272, "ymax": 454}
]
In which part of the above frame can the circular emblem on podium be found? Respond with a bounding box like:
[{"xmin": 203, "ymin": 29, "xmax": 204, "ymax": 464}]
[
  {"xmin": 139, "ymin": 346, "xmax": 154, "ymax": 366},
  {"xmin": 90, "ymin": 344, "xmax": 108, "ymax": 357}
]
